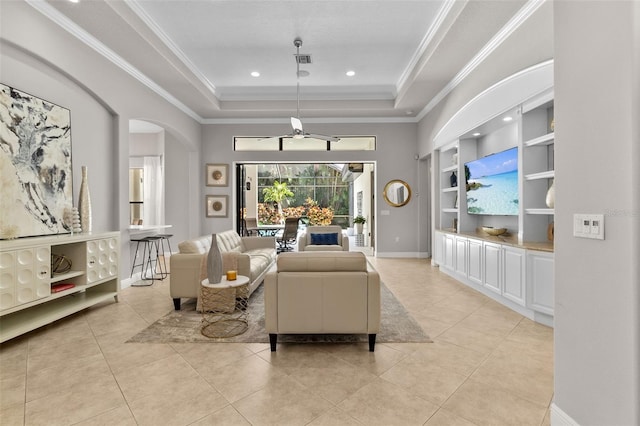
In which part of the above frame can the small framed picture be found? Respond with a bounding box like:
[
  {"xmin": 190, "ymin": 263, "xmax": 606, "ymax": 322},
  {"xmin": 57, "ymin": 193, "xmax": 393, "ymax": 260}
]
[
  {"xmin": 206, "ymin": 195, "xmax": 228, "ymax": 218},
  {"xmin": 206, "ymin": 163, "xmax": 228, "ymax": 187}
]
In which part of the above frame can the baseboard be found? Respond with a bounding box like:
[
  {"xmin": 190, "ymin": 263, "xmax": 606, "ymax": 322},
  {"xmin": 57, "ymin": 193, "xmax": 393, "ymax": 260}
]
[{"xmin": 551, "ymin": 403, "xmax": 580, "ymax": 426}]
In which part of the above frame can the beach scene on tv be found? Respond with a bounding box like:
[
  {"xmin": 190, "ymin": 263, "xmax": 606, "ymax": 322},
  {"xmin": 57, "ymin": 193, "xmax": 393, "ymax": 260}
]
[{"xmin": 465, "ymin": 147, "xmax": 519, "ymax": 215}]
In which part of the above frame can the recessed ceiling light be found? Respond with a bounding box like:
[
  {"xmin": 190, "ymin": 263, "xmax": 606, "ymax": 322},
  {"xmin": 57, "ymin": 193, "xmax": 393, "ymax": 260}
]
[
  {"xmin": 250, "ymin": 71, "xmax": 260, "ymax": 77},
  {"xmin": 69, "ymin": 0, "xmax": 79, "ymax": 3},
  {"xmin": 473, "ymin": 132, "xmax": 481, "ymax": 137},
  {"xmin": 346, "ymin": 70, "xmax": 355, "ymax": 77},
  {"xmin": 503, "ymin": 116, "xmax": 513, "ymax": 122}
]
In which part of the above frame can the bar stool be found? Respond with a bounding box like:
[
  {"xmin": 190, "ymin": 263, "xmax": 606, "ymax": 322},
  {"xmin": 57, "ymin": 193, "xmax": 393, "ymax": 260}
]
[
  {"xmin": 156, "ymin": 234, "xmax": 173, "ymax": 275},
  {"xmin": 130, "ymin": 236, "xmax": 155, "ymax": 286},
  {"xmin": 146, "ymin": 235, "xmax": 168, "ymax": 281}
]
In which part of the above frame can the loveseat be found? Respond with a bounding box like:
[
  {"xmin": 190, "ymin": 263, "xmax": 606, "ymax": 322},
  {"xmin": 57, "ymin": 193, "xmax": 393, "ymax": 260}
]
[
  {"xmin": 264, "ymin": 251, "xmax": 380, "ymax": 351},
  {"xmin": 169, "ymin": 230, "xmax": 276, "ymax": 310},
  {"xmin": 297, "ymin": 225, "xmax": 350, "ymax": 251}
]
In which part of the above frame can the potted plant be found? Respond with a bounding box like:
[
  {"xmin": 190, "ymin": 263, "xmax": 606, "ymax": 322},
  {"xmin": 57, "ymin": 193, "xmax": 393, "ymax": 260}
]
[{"xmin": 353, "ymin": 215, "xmax": 366, "ymax": 234}]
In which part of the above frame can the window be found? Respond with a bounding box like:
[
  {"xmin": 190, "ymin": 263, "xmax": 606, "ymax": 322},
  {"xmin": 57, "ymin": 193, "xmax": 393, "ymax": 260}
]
[{"xmin": 234, "ymin": 136, "xmax": 375, "ymax": 151}]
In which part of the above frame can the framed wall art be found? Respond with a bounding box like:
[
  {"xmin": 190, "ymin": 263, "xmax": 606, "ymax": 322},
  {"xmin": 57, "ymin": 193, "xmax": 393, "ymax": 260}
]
[
  {"xmin": 206, "ymin": 195, "xmax": 228, "ymax": 218},
  {"xmin": 0, "ymin": 83, "xmax": 73, "ymax": 239},
  {"xmin": 206, "ymin": 163, "xmax": 228, "ymax": 187}
]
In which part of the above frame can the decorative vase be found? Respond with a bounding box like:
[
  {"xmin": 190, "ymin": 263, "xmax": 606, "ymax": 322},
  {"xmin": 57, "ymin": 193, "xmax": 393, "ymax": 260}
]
[
  {"xmin": 78, "ymin": 166, "xmax": 92, "ymax": 233},
  {"xmin": 207, "ymin": 234, "xmax": 223, "ymax": 284},
  {"xmin": 545, "ymin": 179, "xmax": 555, "ymax": 208},
  {"xmin": 355, "ymin": 223, "xmax": 363, "ymax": 234},
  {"xmin": 450, "ymin": 171, "xmax": 457, "ymax": 187},
  {"xmin": 451, "ymin": 152, "xmax": 458, "ymax": 165}
]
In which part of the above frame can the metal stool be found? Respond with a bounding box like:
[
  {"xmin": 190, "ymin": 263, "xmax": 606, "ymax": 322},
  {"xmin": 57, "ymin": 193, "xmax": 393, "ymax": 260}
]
[
  {"xmin": 146, "ymin": 235, "xmax": 168, "ymax": 281},
  {"xmin": 156, "ymin": 234, "xmax": 173, "ymax": 275},
  {"xmin": 130, "ymin": 237, "xmax": 155, "ymax": 286}
]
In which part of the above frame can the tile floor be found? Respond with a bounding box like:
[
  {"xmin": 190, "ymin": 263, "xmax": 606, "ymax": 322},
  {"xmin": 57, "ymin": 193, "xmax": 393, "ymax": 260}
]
[{"xmin": 0, "ymin": 257, "xmax": 553, "ymax": 425}]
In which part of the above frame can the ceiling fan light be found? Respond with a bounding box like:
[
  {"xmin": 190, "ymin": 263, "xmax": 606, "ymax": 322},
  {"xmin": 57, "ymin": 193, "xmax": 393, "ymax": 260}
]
[{"xmin": 293, "ymin": 134, "xmax": 304, "ymax": 139}]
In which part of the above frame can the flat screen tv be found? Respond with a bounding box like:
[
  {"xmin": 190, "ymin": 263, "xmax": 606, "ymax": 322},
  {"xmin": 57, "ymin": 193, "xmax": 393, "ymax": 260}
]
[{"xmin": 465, "ymin": 146, "xmax": 519, "ymax": 215}]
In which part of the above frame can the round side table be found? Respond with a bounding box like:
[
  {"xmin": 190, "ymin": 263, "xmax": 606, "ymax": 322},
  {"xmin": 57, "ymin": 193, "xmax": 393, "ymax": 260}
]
[{"xmin": 200, "ymin": 275, "xmax": 250, "ymax": 338}]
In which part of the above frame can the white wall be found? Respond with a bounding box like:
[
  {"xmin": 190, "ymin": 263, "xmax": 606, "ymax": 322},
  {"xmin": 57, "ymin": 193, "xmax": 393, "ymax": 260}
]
[{"xmin": 553, "ymin": 1, "xmax": 639, "ymax": 424}]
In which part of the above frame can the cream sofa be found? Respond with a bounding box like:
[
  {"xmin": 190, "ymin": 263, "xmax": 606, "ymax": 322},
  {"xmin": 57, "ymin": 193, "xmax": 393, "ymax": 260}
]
[
  {"xmin": 169, "ymin": 230, "xmax": 276, "ymax": 310},
  {"xmin": 297, "ymin": 225, "xmax": 350, "ymax": 251},
  {"xmin": 264, "ymin": 251, "xmax": 380, "ymax": 351}
]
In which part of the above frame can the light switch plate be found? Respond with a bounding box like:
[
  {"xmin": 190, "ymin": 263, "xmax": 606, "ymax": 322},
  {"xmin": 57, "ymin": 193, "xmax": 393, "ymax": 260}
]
[{"xmin": 573, "ymin": 214, "xmax": 605, "ymax": 240}]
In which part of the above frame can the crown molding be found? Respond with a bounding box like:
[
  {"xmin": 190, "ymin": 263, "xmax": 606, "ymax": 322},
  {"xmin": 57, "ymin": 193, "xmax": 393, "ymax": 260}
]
[
  {"xmin": 416, "ymin": 0, "xmax": 548, "ymax": 122},
  {"xmin": 202, "ymin": 116, "xmax": 418, "ymax": 125},
  {"xmin": 25, "ymin": 0, "xmax": 203, "ymax": 122}
]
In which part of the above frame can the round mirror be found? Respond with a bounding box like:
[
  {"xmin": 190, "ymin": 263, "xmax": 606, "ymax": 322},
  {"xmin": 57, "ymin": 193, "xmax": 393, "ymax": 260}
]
[{"xmin": 383, "ymin": 179, "xmax": 412, "ymax": 207}]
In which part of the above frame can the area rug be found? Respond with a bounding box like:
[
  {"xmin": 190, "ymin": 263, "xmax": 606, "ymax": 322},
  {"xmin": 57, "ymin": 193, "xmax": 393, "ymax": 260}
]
[{"xmin": 127, "ymin": 282, "xmax": 431, "ymax": 344}]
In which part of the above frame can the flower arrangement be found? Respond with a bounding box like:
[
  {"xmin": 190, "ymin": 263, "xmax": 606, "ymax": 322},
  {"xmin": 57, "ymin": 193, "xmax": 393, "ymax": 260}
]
[{"xmin": 304, "ymin": 198, "xmax": 334, "ymax": 226}]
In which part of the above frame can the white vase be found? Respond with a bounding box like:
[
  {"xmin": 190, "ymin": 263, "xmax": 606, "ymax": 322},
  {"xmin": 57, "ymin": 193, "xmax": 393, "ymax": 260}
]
[
  {"xmin": 78, "ymin": 166, "xmax": 92, "ymax": 233},
  {"xmin": 207, "ymin": 234, "xmax": 223, "ymax": 284},
  {"xmin": 355, "ymin": 223, "xmax": 363, "ymax": 234},
  {"xmin": 545, "ymin": 179, "xmax": 555, "ymax": 208}
]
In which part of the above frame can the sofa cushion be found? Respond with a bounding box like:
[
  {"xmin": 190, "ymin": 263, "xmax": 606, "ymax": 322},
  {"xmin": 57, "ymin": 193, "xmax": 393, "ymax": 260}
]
[
  {"xmin": 277, "ymin": 251, "xmax": 367, "ymax": 272},
  {"xmin": 310, "ymin": 233, "xmax": 339, "ymax": 245},
  {"xmin": 178, "ymin": 235, "xmax": 212, "ymax": 254},
  {"xmin": 218, "ymin": 230, "xmax": 246, "ymax": 252}
]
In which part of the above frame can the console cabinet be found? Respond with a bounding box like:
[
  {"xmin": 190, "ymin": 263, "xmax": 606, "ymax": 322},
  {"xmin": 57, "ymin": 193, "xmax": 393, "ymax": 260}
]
[
  {"xmin": 0, "ymin": 232, "xmax": 120, "ymax": 342},
  {"xmin": 434, "ymin": 230, "xmax": 553, "ymax": 326}
]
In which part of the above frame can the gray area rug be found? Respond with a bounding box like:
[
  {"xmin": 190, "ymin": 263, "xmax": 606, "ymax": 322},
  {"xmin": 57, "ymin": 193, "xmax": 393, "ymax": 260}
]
[{"xmin": 127, "ymin": 282, "xmax": 431, "ymax": 344}]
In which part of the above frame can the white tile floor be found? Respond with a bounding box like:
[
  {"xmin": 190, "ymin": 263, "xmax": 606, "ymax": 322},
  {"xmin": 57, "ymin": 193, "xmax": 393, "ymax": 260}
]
[{"xmin": 0, "ymin": 257, "xmax": 553, "ymax": 425}]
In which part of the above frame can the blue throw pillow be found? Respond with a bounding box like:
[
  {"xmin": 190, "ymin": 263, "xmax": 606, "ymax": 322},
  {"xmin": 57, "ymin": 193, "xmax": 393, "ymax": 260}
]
[{"xmin": 310, "ymin": 233, "xmax": 339, "ymax": 245}]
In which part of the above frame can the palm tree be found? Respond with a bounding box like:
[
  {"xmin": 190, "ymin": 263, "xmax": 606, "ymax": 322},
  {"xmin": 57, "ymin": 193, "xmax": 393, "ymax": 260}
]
[{"xmin": 262, "ymin": 181, "xmax": 294, "ymax": 222}]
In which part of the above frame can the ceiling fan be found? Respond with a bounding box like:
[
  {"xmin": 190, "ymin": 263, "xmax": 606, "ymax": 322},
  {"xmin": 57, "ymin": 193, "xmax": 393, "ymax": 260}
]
[{"xmin": 265, "ymin": 38, "xmax": 340, "ymax": 143}]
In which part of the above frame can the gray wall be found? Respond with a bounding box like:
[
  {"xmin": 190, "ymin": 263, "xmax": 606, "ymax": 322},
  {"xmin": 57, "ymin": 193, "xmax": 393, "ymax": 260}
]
[
  {"xmin": 1, "ymin": 1, "xmax": 201, "ymax": 280},
  {"xmin": 200, "ymin": 122, "xmax": 422, "ymax": 256},
  {"xmin": 553, "ymin": 1, "xmax": 639, "ymax": 424}
]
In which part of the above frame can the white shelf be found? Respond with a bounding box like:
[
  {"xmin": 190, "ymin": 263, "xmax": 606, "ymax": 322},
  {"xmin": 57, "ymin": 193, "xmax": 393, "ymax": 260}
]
[
  {"xmin": 442, "ymin": 187, "xmax": 458, "ymax": 193},
  {"xmin": 0, "ymin": 290, "xmax": 118, "ymax": 343},
  {"xmin": 51, "ymin": 270, "xmax": 85, "ymax": 284},
  {"xmin": 525, "ymin": 170, "xmax": 555, "ymax": 180},
  {"xmin": 526, "ymin": 208, "xmax": 554, "ymax": 215},
  {"xmin": 442, "ymin": 208, "xmax": 459, "ymax": 213},
  {"xmin": 524, "ymin": 132, "xmax": 554, "ymax": 147},
  {"xmin": 442, "ymin": 164, "xmax": 458, "ymax": 173}
]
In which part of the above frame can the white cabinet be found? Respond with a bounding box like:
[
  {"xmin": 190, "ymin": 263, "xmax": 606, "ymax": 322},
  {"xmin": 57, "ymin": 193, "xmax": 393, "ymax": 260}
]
[
  {"xmin": 433, "ymin": 231, "xmax": 551, "ymax": 324},
  {"xmin": 503, "ymin": 246, "xmax": 526, "ymax": 306},
  {"xmin": 443, "ymin": 233, "xmax": 455, "ymax": 271},
  {"xmin": 483, "ymin": 242, "xmax": 502, "ymax": 294},
  {"xmin": 0, "ymin": 232, "xmax": 120, "ymax": 342},
  {"xmin": 467, "ymin": 238, "xmax": 483, "ymax": 286},
  {"xmin": 454, "ymin": 236, "xmax": 467, "ymax": 277},
  {"xmin": 0, "ymin": 246, "xmax": 50, "ymax": 311},
  {"xmin": 527, "ymin": 250, "xmax": 554, "ymax": 315}
]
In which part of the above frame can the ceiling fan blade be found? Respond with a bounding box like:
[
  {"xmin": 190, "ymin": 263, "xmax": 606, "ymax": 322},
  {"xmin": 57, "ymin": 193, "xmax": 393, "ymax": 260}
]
[
  {"xmin": 291, "ymin": 116, "xmax": 303, "ymax": 132},
  {"xmin": 305, "ymin": 133, "xmax": 341, "ymax": 142}
]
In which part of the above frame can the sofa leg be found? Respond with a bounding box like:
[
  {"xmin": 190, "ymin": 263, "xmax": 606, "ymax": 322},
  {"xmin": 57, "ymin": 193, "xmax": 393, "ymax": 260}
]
[
  {"xmin": 269, "ymin": 333, "xmax": 277, "ymax": 351},
  {"xmin": 368, "ymin": 334, "xmax": 376, "ymax": 352},
  {"xmin": 173, "ymin": 298, "xmax": 181, "ymax": 310}
]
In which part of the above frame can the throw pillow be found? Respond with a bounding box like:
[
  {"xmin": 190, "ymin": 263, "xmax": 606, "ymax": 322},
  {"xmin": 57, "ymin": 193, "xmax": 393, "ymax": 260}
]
[{"xmin": 310, "ymin": 233, "xmax": 339, "ymax": 245}]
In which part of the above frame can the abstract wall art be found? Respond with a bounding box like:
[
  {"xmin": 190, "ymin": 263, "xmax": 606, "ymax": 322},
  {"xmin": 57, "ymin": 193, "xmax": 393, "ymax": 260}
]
[{"xmin": 0, "ymin": 83, "xmax": 73, "ymax": 239}]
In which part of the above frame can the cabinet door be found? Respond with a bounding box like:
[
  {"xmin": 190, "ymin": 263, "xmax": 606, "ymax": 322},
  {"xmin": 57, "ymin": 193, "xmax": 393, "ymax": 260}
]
[
  {"xmin": 443, "ymin": 234, "xmax": 455, "ymax": 271},
  {"xmin": 87, "ymin": 238, "xmax": 119, "ymax": 284},
  {"xmin": 527, "ymin": 251, "xmax": 554, "ymax": 315},
  {"xmin": 1, "ymin": 247, "xmax": 50, "ymax": 310},
  {"xmin": 467, "ymin": 238, "xmax": 483, "ymax": 286},
  {"xmin": 454, "ymin": 236, "xmax": 467, "ymax": 276},
  {"xmin": 483, "ymin": 242, "xmax": 501, "ymax": 294},
  {"xmin": 503, "ymin": 246, "xmax": 526, "ymax": 306}
]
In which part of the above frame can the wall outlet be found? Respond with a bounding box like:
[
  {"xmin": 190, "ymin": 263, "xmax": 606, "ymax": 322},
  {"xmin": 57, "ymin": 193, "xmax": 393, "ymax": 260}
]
[{"xmin": 573, "ymin": 214, "xmax": 605, "ymax": 240}]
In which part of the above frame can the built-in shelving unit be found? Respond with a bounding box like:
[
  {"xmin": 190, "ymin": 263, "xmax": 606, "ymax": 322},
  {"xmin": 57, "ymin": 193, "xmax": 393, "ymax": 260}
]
[{"xmin": 0, "ymin": 232, "xmax": 120, "ymax": 342}]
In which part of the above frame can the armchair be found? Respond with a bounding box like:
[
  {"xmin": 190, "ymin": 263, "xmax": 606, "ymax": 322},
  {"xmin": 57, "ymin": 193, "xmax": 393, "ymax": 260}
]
[{"xmin": 297, "ymin": 225, "xmax": 349, "ymax": 251}]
